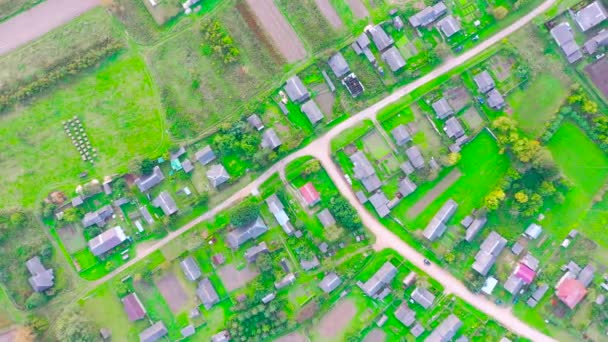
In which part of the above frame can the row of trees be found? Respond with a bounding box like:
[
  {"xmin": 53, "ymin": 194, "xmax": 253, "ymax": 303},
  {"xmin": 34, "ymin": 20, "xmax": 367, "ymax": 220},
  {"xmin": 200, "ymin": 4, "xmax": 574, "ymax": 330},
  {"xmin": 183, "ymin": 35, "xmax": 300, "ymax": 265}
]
[
  {"xmin": 200, "ymin": 19, "xmax": 240, "ymax": 64},
  {"xmin": 227, "ymin": 300, "xmax": 289, "ymax": 341},
  {"xmin": 0, "ymin": 38, "xmax": 123, "ymax": 111}
]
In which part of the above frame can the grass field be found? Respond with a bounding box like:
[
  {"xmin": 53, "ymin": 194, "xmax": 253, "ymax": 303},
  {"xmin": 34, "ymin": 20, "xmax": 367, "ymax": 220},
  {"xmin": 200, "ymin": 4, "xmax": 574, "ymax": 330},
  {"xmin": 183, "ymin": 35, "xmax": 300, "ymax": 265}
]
[
  {"xmin": 0, "ymin": 8, "xmax": 121, "ymax": 93},
  {"xmin": 147, "ymin": 4, "xmax": 284, "ymax": 138},
  {"xmin": 275, "ymin": 0, "xmax": 343, "ymax": 53},
  {"xmin": 0, "ymin": 51, "xmax": 168, "ymax": 208},
  {"xmin": 0, "ymin": 0, "xmax": 43, "ymax": 22},
  {"xmin": 544, "ymin": 122, "xmax": 608, "ymax": 239},
  {"xmin": 509, "ymin": 74, "xmax": 568, "ymax": 137}
]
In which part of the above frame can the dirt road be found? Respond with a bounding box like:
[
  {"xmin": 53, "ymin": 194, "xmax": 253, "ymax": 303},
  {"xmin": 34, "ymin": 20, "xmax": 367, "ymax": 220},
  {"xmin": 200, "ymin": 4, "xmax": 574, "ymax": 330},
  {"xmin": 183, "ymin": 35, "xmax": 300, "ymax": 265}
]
[
  {"xmin": 91, "ymin": 1, "xmax": 557, "ymax": 339},
  {"xmin": 314, "ymin": 0, "xmax": 343, "ymax": 29},
  {"xmin": 244, "ymin": 0, "xmax": 307, "ymax": 63},
  {"xmin": 0, "ymin": 0, "xmax": 100, "ymax": 55}
]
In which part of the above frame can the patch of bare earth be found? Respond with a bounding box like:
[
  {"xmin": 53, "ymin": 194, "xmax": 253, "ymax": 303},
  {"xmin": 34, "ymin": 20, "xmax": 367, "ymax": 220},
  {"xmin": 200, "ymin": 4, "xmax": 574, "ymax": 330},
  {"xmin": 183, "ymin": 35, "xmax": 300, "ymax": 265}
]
[
  {"xmin": 235, "ymin": 1, "xmax": 285, "ymax": 64},
  {"xmin": 317, "ymin": 299, "xmax": 357, "ymax": 338},
  {"xmin": 407, "ymin": 169, "xmax": 462, "ymax": 218},
  {"xmin": 243, "ymin": 0, "xmax": 306, "ymax": 63},
  {"xmin": 217, "ymin": 264, "xmax": 259, "ymax": 291},
  {"xmin": 585, "ymin": 57, "xmax": 608, "ymax": 99},
  {"xmin": 156, "ymin": 272, "xmax": 189, "ymax": 313},
  {"xmin": 345, "ymin": 0, "xmax": 369, "ymax": 18},
  {"xmin": 363, "ymin": 328, "xmax": 386, "ymax": 342},
  {"xmin": 274, "ymin": 332, "xmax": 307, "ymax": 342},
  {"xmin": 313, "ymin": 0, "xmax": 343, "ymax": 28}
]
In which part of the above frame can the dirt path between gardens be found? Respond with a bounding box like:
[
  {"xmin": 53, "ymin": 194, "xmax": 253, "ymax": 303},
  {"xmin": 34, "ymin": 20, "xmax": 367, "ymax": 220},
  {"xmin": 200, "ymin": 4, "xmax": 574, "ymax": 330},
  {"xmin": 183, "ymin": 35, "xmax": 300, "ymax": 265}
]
[
  {"xmin": 314, "ymin": 0, "xmax": 343, "ymax": 29},
  {"xmin": 0, "ymin": 0, "xmax": 100, "ymax": 55},
  {"xmin": 345, "ymin": 0, "xmax": 369, "ymax": 19},
  {"xmin": 317, "ymin": 299, "xmax": 357, "ymax": 338},
  {"xmin": 244, "ymin": 0, "xmax": 306, "ymax": 63},
  {"xmin": 407, "ymin": 169, "xmax": 462, "ymax": 218}
]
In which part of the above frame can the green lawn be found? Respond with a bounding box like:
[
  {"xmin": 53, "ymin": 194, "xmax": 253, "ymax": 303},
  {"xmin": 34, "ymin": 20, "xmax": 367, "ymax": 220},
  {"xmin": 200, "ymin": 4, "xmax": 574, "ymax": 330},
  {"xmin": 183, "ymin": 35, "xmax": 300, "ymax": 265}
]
[
  {"xmin": 509, "ymin": 74, "xmax": 568, "ymax": 137},
  {"xmin": 543, "ymin": 121, "xmax": 608, "ymax": 239},
  {"xmin": 0, "ymin": 51, "xmax": 168, "ymax": 208}
]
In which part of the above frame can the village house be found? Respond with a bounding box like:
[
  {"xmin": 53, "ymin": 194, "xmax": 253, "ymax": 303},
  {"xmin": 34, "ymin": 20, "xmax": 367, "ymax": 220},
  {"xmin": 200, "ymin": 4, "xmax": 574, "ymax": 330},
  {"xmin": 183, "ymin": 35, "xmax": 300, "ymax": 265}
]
[
  {"xmin": 394, "ymin": 303, "xmax": 416, "ymax": 327},
  {"xmin": 432, "ymin": 98, "xmax": 454, "ymax": 119},
  {"xmin": 381, "ymin": 46, "xmax": 407, "ymax": 72},
  {"xmin": 284, "ymin": 75, "xmax": 310, "ymax": 103},
  {"xmin": 299, "ymin": 182, "xmax": 321, "ymax": 207},
  {"xmin": 398, "ymin": 178, "xmax": 417, "ymax": 198},
  {"xmin": 369, "ymin": 190, "xmax": 390, "ymax": 218},
  {"xmin": 211, "ymin": 330, "xmax": 230, "ymax": 342},
  {"xmin": 247, "ymin": 114, "xmax": 264, "ymax": 131},
  {"xmin": 423, "ymin": 199, "xmax": 458, "ymax": 241},
  {"xmin": 266, "ymin": 194, "xmax": 294, "ymax": 235},
  {"xmin": 524, "ymin": 223, "xmax": 543, "ymax": 240},
  {"xmin": 121, "ymin": 293, "xmax": 147, "ymax": 321},
  {"xmin": 550, "ymin": 22, "xmax": 583, "ymax": 63},
  {"xmin": 207, "ymin": 164, "xmax": 230, "ymax": 188},
  {"xmin": 472, "ymin": 231, "xmax": 507, "ymax": 276},
  {"xmin": 391, "ymin": 124, "xmax": 412, "ymax": 146},
  {"xmin": 352, "ymin": 33, "xmax": 376, "ymax": 63},
  {"xmin": 197, "ymin": 278, "xmax": 220, "ymax": 310},
  {"xmin": 473, "ymin": 71, "xmax": 496, "ymax": 94},
  {"xmin": 244, "ymin": 241, "xmax": 269, "ymax": 263},
  {"xmin": 444, "ymin": 117, "xmax": 465, "ymax": 139},
  {"xmin": 261, "ymin": 128, "xmax": 282, "ymax": 150},
  {"xmin": 180, "ymin": 256, "xmax": 202, "ymax": 281},
  {"xmin": 573, "ymin": 0, "xmax": 607, "ymax": 32},
  {"xmin": 82, "ymin": 205, "xmax": 114, "ymax": 228},
  {"xmin": 584, "ymin": 29, "xmax": 608, "ymax": 54},
  {"xmin": 316, "ymin": 208, "xmax": 336, "ymax": 228},
  {"xmin": 405, "ymin": 146, "xmax": 425, "ymax": 169},
  {"xmin": 152, "ymin": 191, "xmax": 178, "ymax": 216},
  {"xmin": 139, "ymin": 322, "xmax": 168, "ymax": 342},
  {"xmin": 26, "ymin": 256, "xmax": 54, "ymax": 292},
  {"xmin": 342, "ymin": 73, "xmax": 365, "ymax": 97},
  {"xmin": 135, "ymin": 166, "xmax": 165, "ymax": 193},
  {"xmin": 358, "ymin": 261, "xmax": 397, "ymax": 298},
  {"xmin": 301, "ymin": 100, "xmax": 325, "ymax": 125},
  {"xmin": 527, "ymin": 284, "xmax": 549, "ymax": 307},
  {"xmin": 351, "ymin": 151, "xmax": 382, "ymax": 192},
  {"xmin": 437, "ymin": 15, "xmax": 462, "ymax": 38},
  {"xmin": 195, "ymin": 146, "xmax": 217, "ymax": 166},
  {"xmin": 425, "ymin": 314, "xmax": 462, "ymax": 342},
  {"xmin": 275, "ymin": 273, "xmax": 296, "ymax": 289},
  {"xmin": 487, "ymin": 89, "xmax": 506, "ymax": 109},
  {"xmin": 504, "ymin": 254, "xmax": 539, "ymax": 295},
  {"xmin": 464, "ymin": 216, "xmax": 487, "ymax": 242},
  {"xmin": 319, "ymin": 272, "xmax": 342, "ymax": 293},
  {"xmin": 300, "ymin": 256, "xmax": 320, "ymax": 271},
  {"xmin": 410, "ymin": 323, "xmax": 426, "ymax": 338},
  {"xmin": 367, "ymin": 25, "xmax": 394, "ymax": 52},
  {"xmin": 226, "ymin": 217, "xmax": 268, "ymax": 249},
  {"xmin": 139, "ymin": 206, "xmax": 154, "ymax": 225},
  {"xmin": 88, "ymin": 226, "xmax": 128, "ymax": 256},
  {"xmin": 261, "ymin": 292, "xmax": 276, "ymax": 304},
  {"xmin": 328, "ymin": 52, "xmax": 351, "ymax": 79},
  {"xmin": 408, "ymin": 2, "xmax": 447, "ymax": 27},
  {"xmin": 411, "ymin": 287, "xmax": 436, "ymax": 309}
]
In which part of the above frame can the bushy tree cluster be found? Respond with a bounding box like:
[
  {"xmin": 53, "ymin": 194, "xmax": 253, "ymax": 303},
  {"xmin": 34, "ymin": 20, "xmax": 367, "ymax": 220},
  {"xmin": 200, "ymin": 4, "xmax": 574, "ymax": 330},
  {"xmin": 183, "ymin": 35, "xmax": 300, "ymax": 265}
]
[
  {"xmin": 328, "ymin": 197, "xmax": 361, "ymax": 231},
  {"xmin": 227, "ymin": 300, "xmax": 289, "ymax": 341},
  {"xmin": 200, "ymin": 20, "xmax": 240, "ymax": 64},
  {"xmin": 229, "ymin": 200, "xmax": 260, "ymax": 227}
]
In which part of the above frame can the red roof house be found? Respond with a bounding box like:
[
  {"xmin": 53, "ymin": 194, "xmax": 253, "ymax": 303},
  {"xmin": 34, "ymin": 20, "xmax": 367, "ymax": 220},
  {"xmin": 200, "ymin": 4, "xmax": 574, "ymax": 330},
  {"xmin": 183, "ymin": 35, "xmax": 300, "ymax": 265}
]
[
  {"xmin": 299, "ymin": 182, "xmax": 320, "ymax": 207},
  {"xmin": 556, "ymin": 278, "xmax": 587, "ymax": 309},
  {"xmin": 122, "ymin": 292, "xmax": 147, "ymax": 321},
  {"xmin": 514, "ymin": 264, "xmax": 536, "ymax": 284}
]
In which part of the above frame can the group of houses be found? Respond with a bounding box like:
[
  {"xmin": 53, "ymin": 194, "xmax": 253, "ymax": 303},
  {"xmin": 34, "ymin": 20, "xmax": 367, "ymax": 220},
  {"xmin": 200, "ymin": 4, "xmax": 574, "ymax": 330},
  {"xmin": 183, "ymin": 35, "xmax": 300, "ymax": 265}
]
[
  {"xmin": 352, "ymin": 24, "xmax": 407, "ymax": 73},
  {"xmin": 408, "ymin": 1, "xmax": 462, "ymax": 39},
  {"xmin": 284, "ymin": 76, "xmax": 326, "ymax": 126},
  {"xmin": 473, "ymin": 70, "xmax": 505, "ymax": 110},
  {"xmin": 550, "ymin": 1, "xmax": 607, "ymax": 62}
]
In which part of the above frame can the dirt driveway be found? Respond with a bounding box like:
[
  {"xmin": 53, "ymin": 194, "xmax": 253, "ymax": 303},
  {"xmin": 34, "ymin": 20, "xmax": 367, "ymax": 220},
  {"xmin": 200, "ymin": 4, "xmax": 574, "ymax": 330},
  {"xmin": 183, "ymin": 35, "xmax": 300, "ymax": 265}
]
[
  {"xmin": 244, "ymin": 0, "xmax": 306, "ymax": 63},
  {"xmin": 314, "ymin": 0, "xmax": 343, "ymax": 28},
  {"xmin": 407, "ymin": 169, "xmax": 462, "ymax": 218},
  {"xmin": 317, "ymin": 299, "xmax": 357, "ymax": 338},
  {"xmin": 345, "ymin": 0, "xmax": 369, "ymax": 19},
  {"xmin": 0, "ymin": 0, "xmax": 100, "ymax": 55}
]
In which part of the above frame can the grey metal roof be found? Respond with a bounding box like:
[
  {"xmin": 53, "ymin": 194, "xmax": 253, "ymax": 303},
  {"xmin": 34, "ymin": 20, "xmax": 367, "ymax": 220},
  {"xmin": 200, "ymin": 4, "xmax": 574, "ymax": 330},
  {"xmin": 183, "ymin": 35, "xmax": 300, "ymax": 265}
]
[
  {"xmin": 391, "ymin": 124, "xmax": 411, "ymax": 146},
  {"xmin": 354, "ymin": 33, "xmax": 371, "ymax": 50},
  {"xmin": 245, "ymin": 241, "xmax": 269, "ymax": 263},
  {"xmin": 444, "ymin": 117, "xmax": 465, "ymax": 139},
  {"xmin": 465, "ymin": 217, "xmax": 487, "ymax": 242},
  {"xmin": 432, "ymin": 98, "xmax": 454, "ymax": 119},
  {"xmin": 400, "ymin": 161, "xmax": 415, "ymax": 175},
  {"xmin": 247, "ymin": 114, "xmax": 264, "ymax": 131},
  {"xmin": 423, "ymin": 199, "xmax": 458, "ymax": 241},
  {"xmin": 472, "ymin": 231, "xmax": 507, "ymax": 275},
  {"xmin": 578, "ymin": 264, "xmax": 595, "ymax": 287},
  {"xmin": 504, "ymin": 273, "xmax": 524, "ymax": 294},
  {"xmin": 226, "ymin": 216, "xmax": 268, "ymax": 249},
  {"xmin": 525, "ymin": 223, "xmax": 543, "ymax": 239},
  {"xmin": 194, "ymin": 145, "xmax": 216, "ymax": 166},
  {"xmin": 437, "ymin": 15, "xmax": 461, "ymax": 37},
  {"xmin": 317, "ymin": 208, "xmax": 336, "ymax": 228},
  {"xmin": 139, "ymin": 321, "xmax": 167, "ymax": 342},
  {"xmin": 261, "ymin": 292, "xmax": 276, "ymax": 304},
  {"xmin": 197, "ymin": 278, "xmax": 220, "ymax": 310},
  {"xmin": 531, "ymin": 284, "xmax": 549, "ymax": 301},
  {"xmin": 139, "ymin": 206, "xmax": 154, "ymax": 225},
  {"xmin": 584, "ymin": 29, "xmax": 608, "ymax": 54},
  {"xmin": 319, "ymin": 272, "xmax": 342, "ymax": 293},
  {"xmin": 399, "ymin": 178, "xmax": 417, "ymax": 197},
  {"xmin": 359, "ymin": 261, "xmax": 397, "ymax": 297},
  {"xmin": 180, "ymin": 256, "xmax": 202, "ymax": 281},
  {"xmin": 550, "ymin": 23, "xmax": 583, "ymax": 63},
  {"xmin": 170, "ymin": 146, "xmax": 186, "ymax": 161},
  {"xmin": 424, "ymin": 314, "xmax": 462, "ymax": 342},
  {"xmin": 275, "ymin": 273, "xmax": 296, "ymax": 289},
  {"xmin": 328, "ymin": 52, "xmax": 350, "ymax": 78},
  {"xmin": 262, "ymin": 128, "xmax": 282, "ymax": 150},
  {"xmin": 152, "ymin": 191, "xmax": 178, "ymax": 216},
  {"xmin": 521, "ymin": 253, "xmax": 540, "ymax": 271},
  {"xmin": 381, "ymin": 46, "xmax": 406, "ymax": 72},
  {"xmin": 135, "ymin": 166, "xmax": 165, "ymax": 192},
  {"xmin": 394, "ymin": 303, "xmax": 416, "ymax": 326},
  {"xmin": 182, "ymin": 159, "xmax": 194, "ymax": 173},
  {"xmin": 211, "ymin": 330, "xmax": 230, "ymax": 342},
  {"xmin": 350, "ymin": 151, "xmax": 382, "ymax": 192},
  {"xmin": 82, "ymin": 205, "xmax": 114, "ymax": 228},
  {"xmin": 574, "ymin": 1, "xmax": 607, "ymax": 32},
  {"xmin": 26, "ymin": 256, "xmax": 54, "ymax": 292},
  {"xmin": 411, "ymin": 322, "xmax": 425, "ymax": 337},
  {"xmin": 411, "ymin": 287, "xmax": 435, "ymax": 309},
  {"xmin": 369, "ymin": 191, "xmax": 390, "ymax": 218},
  {"xmin": 88, "ymin": 226, "xmax": 128, "ymax": 256},
  {"xmin": 206, "ymin": 164, "xmax": 230, "ymax": 188},
  {"xmin": 300, "ymin": 256, "xmax": 320, "ymax": 271},
  {"xmin": 301, "ymin": 100, "xmax": 325, "ymax": 125},
  {"xmin": 368, "ymin": 25, "xmax": 394, "ymax": 51},
  {"xmin": 405, "ymin": 146, "xmax": 425, "ymax": 168},
  {"xmin": 393, "ymin": 15, "xmax": 405, "ymax": 30},
  {"xmin": 473, "ymin": 71, "xmax": 495, "ymax": 94},
  {"xmin": 181, "ymin": 325, "xmax": 195, "ymax": 338},
  {"xmin": 284, "ymin": 75, "xmax": 310, "ymax": 103},
  {"xmin": 487, "ymin": 89, "xmax": 505, "ymax": 109},
  {"xmin": 409, "ymin": 2, "xmax": 447, "ymax": 27},
  {"xmin": 72, "ymin": 195, "xmax": 84, "ymax": 207}
]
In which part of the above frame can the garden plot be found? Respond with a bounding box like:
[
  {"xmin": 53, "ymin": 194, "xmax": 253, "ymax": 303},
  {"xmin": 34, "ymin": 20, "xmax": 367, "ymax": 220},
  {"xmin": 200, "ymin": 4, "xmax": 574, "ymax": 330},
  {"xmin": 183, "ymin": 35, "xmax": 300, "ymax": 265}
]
[
  {"xmin": 362, "ymin": 131, "xmax": 400, "ymax": 175},
  {"xmin": 244, "ymin": 0, "xmax": 306, "ymax": 62},
  {"xmin": 216, "ymin": 264, "xmax": 258, "ymax": 292},
  {"xmin": 445, "ymin": 86, "xmax": 472, "ymax": 112},
  {"xmin": 407, "ymin": 169, "xmax": 462, "ymax": 218},
  {"xmin": 344, "ymin": 0, "xmax": 369, "ymax": 18},
  {"xmin": 362, "ymin": 329, "xmax": 386, "ymax": 342},
  {"xmin": 142, "ymin": 0, "xmax": 181, "ymax": 25},
  {"xmin": 461, "ymin": 107, "xmax": 484, "ymax": 131},
  {"xmin": 155, "ymin": 272, "xmax": 190, "ymax": 313},
  {"xmin": 57, "ymin": 225, "xmax": 87, "ymax": 253},
  {"xmin": 314, "ymin": 0, "xmax": 343, "ymax": 28},
  {"xmin": 585, "ymin": 57, "xmax": 608, "ymax": 99},
  {"xmin": 316, "ymin": 299, "xmax": 357, "ymax": 339}
]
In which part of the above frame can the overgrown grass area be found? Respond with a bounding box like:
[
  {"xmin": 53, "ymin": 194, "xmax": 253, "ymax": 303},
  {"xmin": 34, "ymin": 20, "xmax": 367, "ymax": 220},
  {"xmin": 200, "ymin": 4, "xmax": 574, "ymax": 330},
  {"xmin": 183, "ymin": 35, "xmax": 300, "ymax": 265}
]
[
  {"xmin": 0, "ymin": 8, "xmax": 121, "ymax": 93},
  {"xmin": 543, "ymin": 121, "xmax": 608, "ymax": 239},
  {"xmin": 0, "ymin": 51, "xmax": 168, "ymax": 208},
  {"xmin": 147, "ymin": 4, "xmax": 284, "ymax": 139},
  {"xmin": 0, "ymin": 0, "xmax": 44, "ymax": 22},
  {"xmin": 274, "ymin": 0, "xmax": 344, "ymax": 53}
]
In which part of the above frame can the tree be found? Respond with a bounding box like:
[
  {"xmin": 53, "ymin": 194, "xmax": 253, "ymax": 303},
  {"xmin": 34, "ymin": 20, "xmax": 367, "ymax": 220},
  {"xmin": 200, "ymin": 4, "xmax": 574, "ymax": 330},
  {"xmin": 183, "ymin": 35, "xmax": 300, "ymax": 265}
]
[
  {"xmin": 229, "ymin": 201, "xmax": 260, "ymax": 227},
  {"xmin": 514, "ymin": 191, "xmax": 529, "ymax": 203},
  {"xmin": 491, "ymin": 6, "xmax": 509, "ymax": 19},
  {"xmin": 484, "ymin": 188, "xmax": 506, "ymax": 210},
  {"xmin": 582, "ymin": 99, "xmax": 599, "ymax": 114},
  {"xmin": 328, "ymin": 197, "xmax": 361, "ymax": 231},
  {"xmin": 62, "ymin": 207, "xmax": 79, "ymax": 223},
  {"xmin": 9, "ymin": 212, "xmax": 26, "ymax": 227},
  {"xmin": 512, "ymin": 138, "xmax": 540, "ymax": 163},
  {"xmin": 447, "ymin": 152, "xmax": 461, "ymax": 166},
  {"xmin": 255, "ymin": 253, "xmax": 273, "ymax": 274},
  {"xmin": 27, "ymin": 315, "xmax": 49, "ymax": 334},
  {"xmin": 139, "ymin": 158, "xmax": 156, "ymax": 175},
  {"xmin": 539, "ymin": 181, "xmax": 557, "ymax": 197},
  {"xmin": 54, "ymin": 308, "xmax": 97, "ymax": 342},
  {"xmin": 25, "ymin": 292, "xmax": 47, "ymax": 310}
]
